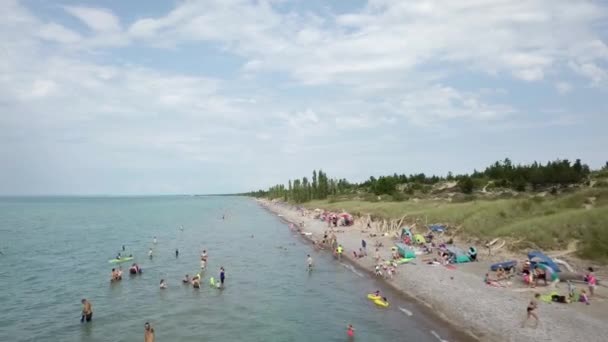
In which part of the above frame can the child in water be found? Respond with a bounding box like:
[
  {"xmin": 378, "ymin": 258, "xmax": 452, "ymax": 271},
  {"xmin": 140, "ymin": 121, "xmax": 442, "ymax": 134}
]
[
  {"xmin": 347, "ymin": 324, "xmax": 355, "ymax": 337},
  {"xmin": 159, "ymin": 279, "xmax": 167, "ymax": 289}
]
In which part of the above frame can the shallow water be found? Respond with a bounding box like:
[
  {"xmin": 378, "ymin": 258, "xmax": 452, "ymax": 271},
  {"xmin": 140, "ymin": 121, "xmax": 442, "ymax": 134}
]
[{"xmin": 0, "ymin": 196, "xmax": 463, "ymax": 341}]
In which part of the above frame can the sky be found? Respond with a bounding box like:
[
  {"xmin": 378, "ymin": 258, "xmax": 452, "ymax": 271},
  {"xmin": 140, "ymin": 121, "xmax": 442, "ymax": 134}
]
[{"xmin": 1, "ymin": 0, "xmax": 607, "ymax": 195}]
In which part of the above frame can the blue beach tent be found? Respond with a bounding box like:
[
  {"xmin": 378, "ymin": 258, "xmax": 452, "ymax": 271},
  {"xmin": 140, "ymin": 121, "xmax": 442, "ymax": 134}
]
[{"xmin": 528, "ymin": 251, "xmax": 561, "ymax": 272}]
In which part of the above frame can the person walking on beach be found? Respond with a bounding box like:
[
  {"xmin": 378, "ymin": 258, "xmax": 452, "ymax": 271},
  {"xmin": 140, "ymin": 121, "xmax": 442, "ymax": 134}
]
[
  {"xmin": 522, "ymin": 293, "xmax": 540, "ymax": 328},
  {"xmin": 80, "ymin": 299, "xmax": 93, "ymax": 323},
  {"xmin": 361, "ymin": 240, "xmax": 367, "ymax": 255},
  {"xmin": 144, "ymin": 322, "xmax": 155, "ymax": 342},
  {"xmin": 586, "ymin": 267, "xmax": 597, "ymax": 297}
]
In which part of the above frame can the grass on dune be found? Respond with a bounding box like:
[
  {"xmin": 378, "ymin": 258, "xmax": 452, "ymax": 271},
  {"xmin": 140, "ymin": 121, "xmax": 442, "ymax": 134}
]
[{"xmin": 304, "ymin": 188, "xmax": 608, "ymax": 262}]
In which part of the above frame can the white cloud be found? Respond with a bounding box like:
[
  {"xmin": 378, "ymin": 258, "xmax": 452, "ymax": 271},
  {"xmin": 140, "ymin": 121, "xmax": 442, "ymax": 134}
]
[
  {"xmin": 395, "ymin": 85, "xmax": 515, "ymax": 125},
  {"xmin": 64, "ymin": 6, "xmax": 121, "ymax": 32},
  {"xmin": 38, "ymin": 23, "xmax": 82, "ymax": 44},
  {"xmin": 1, "ymin": 0, "xmax": 608, "ymax": 194},
  {"xmin": 570, "ymin": 62, "xmax": 608, "ymax": 85}
]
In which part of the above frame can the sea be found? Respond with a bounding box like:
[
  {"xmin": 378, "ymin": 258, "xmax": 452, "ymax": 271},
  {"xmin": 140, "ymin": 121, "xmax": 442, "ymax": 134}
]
[{"xmin": 0, "ymin": 196, "xmax": 467, "ymax": 341}]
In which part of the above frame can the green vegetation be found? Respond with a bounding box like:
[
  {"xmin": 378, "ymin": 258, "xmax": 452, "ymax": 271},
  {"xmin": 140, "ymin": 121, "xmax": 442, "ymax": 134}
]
[
  {"xmin": 249, "ymin": 158, "xmax": 595, "ymax": 202},
  {"xmin": 248, "ymin": 159, "xmax": 608, "ymax": 262}
]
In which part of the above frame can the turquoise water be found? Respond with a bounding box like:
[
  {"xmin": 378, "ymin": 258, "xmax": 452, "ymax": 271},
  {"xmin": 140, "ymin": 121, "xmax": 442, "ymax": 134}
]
[{"xmin": 0, "ymin": 196, "xmax": 464, "ymax": 341}]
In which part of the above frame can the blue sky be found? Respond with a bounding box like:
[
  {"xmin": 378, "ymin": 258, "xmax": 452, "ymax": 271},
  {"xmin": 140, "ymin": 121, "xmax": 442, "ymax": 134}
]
[{"xmin": 1, "ymin": 0, "xmax": 607, "ymax": 195}]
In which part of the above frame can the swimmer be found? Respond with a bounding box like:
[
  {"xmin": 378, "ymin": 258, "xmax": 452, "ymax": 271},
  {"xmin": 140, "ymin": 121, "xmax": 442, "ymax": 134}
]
[
  {"xmin": 110, "ymin": 268, "xmax": 121, "ymax": 282},
  {"xmin": 148, "ymin": 248, "xmax": 153, "ymax": 258},
  {"xmin": 160, "ymin": 279, "xmax": 167, "ymax": 289},
  {"xmin": 182, "ymin": 274, "xmax": 190, "ymax": 284},
  {"xmin": 307, "ymin": 254, "xmax": 313, "ymax": 270},
  {"xmin": 347, "ymin": 324, "xmax": 355, "ymax": 338},
  {"xmin": 144, "ymin": 322, "xmax": 155, "ymax": 342},
  {"xmin": 80, "ymin": 299, "xmax": 93, "ymax": 323}
]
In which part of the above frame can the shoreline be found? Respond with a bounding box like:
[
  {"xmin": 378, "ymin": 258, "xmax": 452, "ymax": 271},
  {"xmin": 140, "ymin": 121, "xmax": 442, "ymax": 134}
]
[
  {"xmin": 257, "ymin": 198, "xmax": 608, "ymax": 342},
  {"xmin": 261, "ymin": 200, "xmax": 482, "ymax": 342}
]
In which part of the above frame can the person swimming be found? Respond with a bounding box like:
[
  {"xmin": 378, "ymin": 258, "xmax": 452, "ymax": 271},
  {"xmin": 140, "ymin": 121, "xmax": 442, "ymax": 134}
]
[{"xmin": 129, "ymin": 263, "xmax": 141, "ymax": 275}]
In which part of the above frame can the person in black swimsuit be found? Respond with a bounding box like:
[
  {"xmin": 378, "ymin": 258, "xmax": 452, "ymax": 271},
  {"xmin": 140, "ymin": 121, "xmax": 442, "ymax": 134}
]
[{"xmin": 522, "ymin": 293, "xmax": 540, "ymax": 328}]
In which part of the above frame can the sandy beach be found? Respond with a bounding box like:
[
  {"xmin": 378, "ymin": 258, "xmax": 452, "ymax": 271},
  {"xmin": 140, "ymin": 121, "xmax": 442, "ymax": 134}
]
[{"xmin": 258, "ymin": 199, "xmax": 608, "ymax": 342}]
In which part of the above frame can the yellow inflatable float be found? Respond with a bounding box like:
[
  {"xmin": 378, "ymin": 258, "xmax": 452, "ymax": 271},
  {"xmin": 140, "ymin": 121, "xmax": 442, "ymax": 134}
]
[{"xmin": 373, "ymin": 299, "xmax": 389, "ymax": 308}]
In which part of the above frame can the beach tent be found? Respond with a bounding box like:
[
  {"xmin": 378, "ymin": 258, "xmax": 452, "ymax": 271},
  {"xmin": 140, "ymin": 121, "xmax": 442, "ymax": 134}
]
[
  {"xmin": 445, "ymin": 246, "xmax": 471, "ymax": 263},
  {"xmin": 429, "ymin": 224, "xmax": 447, "ymax": 233},
  {"xmin": 394, "ymin": 243, "xmax": 416, "ymax": 259},
  {"xmin": 528, "ymin": 251, "xmax": 561, "ymax": 272},
  {"xmin": 490, "ymin": 260, "xmax": 517, "ymax": 271},
  {"xmin": 414, "ymin": 234, "xmax": 426, "ymax": 244}
]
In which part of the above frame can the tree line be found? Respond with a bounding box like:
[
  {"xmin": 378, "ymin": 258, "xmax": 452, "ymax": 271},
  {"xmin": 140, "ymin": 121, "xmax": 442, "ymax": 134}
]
[{"xmin": 249, "ymin": 158, "xmax": 597, "ymax": 202}]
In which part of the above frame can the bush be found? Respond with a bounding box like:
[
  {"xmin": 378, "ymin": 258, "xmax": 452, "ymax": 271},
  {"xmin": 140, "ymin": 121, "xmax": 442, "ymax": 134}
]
[
  {"xmin": 459, "ymin": 177, "xmax": 474, "ymax": 194},
  {"xmin": 392, "ymin": 192, "xmax": 408, "ymax": 202}
]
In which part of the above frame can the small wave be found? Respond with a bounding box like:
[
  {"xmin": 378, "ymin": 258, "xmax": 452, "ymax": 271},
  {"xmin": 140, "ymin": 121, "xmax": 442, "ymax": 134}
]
[
  {"xmin": 340, "ymin": 263, "xmax": 364, "ymax": 277},
  {"xmin": 430, "ymin": 330, "xmax": 449, "ymax": 342},
  {"xmin": 398, "ymin": 307, "xmax": 413, "ymax": 316}
]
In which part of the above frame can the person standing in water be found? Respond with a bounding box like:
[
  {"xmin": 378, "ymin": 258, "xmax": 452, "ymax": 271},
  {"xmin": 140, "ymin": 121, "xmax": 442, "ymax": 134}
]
[
  {"xmin": 336, "ymin": 244, "xmax": 344, "ymax": 260},
  {"xmin": 144, "ymin": 322, "xmax": 155, "ymax": 342},
  {"xmin": 122, "ymin": 245, "xmax": 125, "ymax": 251},
  {"xmin": 201, "ymin": 250, "xmax": 208, "ymax": 269},
  {"xmin": 175, "ymin": 249, "xmax": 179, "ymax": 258},
  {"xmin": 153, "ymin": 236, "xmax": 157, "ymax": 244},
  {"xmin": 80, "ymin": 299, "xmax": 93, "ymax": 323},
  {"xmin": 219, "ymin": 267, "xmax": 225, "ymax": 287},
  {"xmin": 148, "ymin": 248, "xmax": 153, "ymax": 259},
  {"xmin": 347, "ymin": 324, "xmax": 355, "ymax": 338},
  {"xmin": 307, "ymin": 254, "xmax": 313, "ymax": 271}
]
